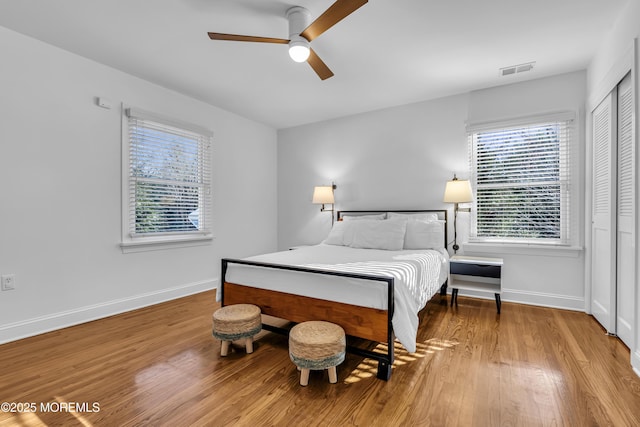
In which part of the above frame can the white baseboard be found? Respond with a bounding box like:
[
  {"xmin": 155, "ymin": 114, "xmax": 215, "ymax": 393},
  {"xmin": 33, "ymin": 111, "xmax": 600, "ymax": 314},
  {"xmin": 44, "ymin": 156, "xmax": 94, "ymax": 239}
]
[
  {"xmin": 0, "ymin": 279, "xmax": 218, "ymax": 345},
  {"xmin": 632, "ymin": 350, "xmax": 640, "ymax": 379},
  {"xmin": 453, "ymin": 287, "xmax": 584, "ymax": 311}
]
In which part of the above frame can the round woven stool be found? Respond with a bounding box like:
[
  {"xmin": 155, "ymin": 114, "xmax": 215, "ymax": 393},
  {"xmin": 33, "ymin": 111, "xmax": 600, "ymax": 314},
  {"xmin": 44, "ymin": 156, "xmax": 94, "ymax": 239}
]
[
  {"xmin": 289, "ymin": 321, "xmax": 346, "ymax": 386},
  {"xmin": 212, "ymin": 304, "xmax": 261, "ymax": 356}
]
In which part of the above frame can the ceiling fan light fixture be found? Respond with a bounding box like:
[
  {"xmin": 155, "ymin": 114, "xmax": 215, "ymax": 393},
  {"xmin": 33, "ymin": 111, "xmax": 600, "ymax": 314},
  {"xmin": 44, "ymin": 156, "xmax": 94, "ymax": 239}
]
[
  {"xmin": 288, "ymin": 38, "xmax": 310, "ymax": 62},
  {"xmin": 207, "ymin": 2, "xmax": 369, "ymax": 79}
]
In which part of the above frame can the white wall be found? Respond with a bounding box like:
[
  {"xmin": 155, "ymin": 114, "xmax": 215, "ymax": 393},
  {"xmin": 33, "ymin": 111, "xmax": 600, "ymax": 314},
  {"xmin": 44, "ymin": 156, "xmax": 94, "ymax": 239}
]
[
  {"xmin": 0, "ymin": 26, "xmax": 278, "ymax": 343},
  {"xmin": 586, "ymin": 0, "xmax": 640, "ymax": 375},
  {"xmin": 278, "ymin": 93, "xmax": 469, "ymax": 249},
  {"xmin": 465, "ymin": 72, "xmax": 586, "ymax": 310},
  {"xmin": 278, "ymin": 71, "xmax": 586, "ymax": 310}
]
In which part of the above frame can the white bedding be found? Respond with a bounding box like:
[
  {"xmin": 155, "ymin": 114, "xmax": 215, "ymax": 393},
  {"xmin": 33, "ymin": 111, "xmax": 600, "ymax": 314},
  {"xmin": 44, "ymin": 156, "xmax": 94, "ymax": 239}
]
[{"xmin": 223, "ymin": 244, "xmax": 449, "ymax": 353}]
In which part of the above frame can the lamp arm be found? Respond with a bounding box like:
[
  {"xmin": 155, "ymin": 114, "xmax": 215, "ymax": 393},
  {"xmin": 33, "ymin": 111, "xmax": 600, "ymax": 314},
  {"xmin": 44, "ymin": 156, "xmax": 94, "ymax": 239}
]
[
  {"xmin": 319, "ymin": 203, "xmax": 335, "ymax": 225},
  {"xmin": 453, "ymin": 202, "xmax": 459, "ymax": 253}
]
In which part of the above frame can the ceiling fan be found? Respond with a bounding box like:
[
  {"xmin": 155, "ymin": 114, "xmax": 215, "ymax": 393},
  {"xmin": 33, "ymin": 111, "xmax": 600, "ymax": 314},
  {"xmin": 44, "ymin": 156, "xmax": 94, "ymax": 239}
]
[{"xmin": 207, "ymin": 0, "xmax": 368, "ymax": 80}]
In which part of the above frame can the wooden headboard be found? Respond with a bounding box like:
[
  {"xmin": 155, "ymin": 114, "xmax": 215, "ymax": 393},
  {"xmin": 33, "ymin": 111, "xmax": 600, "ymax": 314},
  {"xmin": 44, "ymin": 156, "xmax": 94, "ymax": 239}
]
[{"xmin": 336, "ymin": 210, "xmax": 448, "ymax": 250}]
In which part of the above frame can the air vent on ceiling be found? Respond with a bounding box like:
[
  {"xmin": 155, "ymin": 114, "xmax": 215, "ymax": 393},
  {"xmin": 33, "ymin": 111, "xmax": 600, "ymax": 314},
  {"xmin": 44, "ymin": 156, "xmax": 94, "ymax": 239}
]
[{"xmin": 500, "ymin": 61, "xmax": 535, "ymax": 77}]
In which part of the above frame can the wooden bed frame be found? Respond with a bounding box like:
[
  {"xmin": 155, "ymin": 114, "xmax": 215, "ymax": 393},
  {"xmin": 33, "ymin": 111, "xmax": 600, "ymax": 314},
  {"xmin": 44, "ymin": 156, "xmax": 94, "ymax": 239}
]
[{"xmin": 220, "ymin": 210, "xmax": 448, "ymax": 380}]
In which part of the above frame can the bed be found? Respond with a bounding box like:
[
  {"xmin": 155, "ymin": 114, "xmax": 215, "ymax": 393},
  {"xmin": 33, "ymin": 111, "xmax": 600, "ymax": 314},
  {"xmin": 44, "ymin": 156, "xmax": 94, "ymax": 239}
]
[{"xmin": 220, "ymin": 210, "xmax": 449, "ymax": 380}]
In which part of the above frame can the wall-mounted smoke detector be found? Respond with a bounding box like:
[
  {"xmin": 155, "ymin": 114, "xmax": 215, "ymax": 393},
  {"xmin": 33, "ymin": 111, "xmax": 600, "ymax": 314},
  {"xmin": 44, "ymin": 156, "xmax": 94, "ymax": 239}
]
[{"xmin": 499, "ymin": 62, "xmax": 536, "ymax": 77}]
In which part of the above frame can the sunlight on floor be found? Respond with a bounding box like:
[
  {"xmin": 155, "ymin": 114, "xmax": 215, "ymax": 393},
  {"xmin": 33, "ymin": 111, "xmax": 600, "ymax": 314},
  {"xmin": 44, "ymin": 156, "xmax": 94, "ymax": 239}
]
[
  {"xmin": 1, "ymin": 396, "xmax": 96, "ymax": 427},
  {"xmin": 8, "ymin": 411, "xmax": 47, "ymax": 427},
  {"xmin": 344, "ymin": 338, "xmax": 458, "ymax": 383},
  {"xmin": 422, "ymin": 337, "xmax": 458, "ymax": 353},
  {"xmin": 53, "ymin": 396, "xmax": 94, "ymax": 427}
]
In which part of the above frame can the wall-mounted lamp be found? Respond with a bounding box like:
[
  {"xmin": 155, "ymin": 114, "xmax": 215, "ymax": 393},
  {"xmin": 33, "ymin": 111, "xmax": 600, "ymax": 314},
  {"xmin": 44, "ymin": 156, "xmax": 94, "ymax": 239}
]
[
  {"xmin": 443, "ymin": 174, "xmax": 473, "ymax": 253},
  {"xmin": 313, "ymin": 183, "xmax": 337, "ymax": 224}
]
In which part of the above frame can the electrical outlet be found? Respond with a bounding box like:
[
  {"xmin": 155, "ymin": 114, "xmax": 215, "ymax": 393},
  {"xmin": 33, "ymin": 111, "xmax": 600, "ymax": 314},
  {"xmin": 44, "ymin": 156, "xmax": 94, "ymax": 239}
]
[{"xmin": 1, "ymin": 274, "xmax": 15, "ymax": 291}]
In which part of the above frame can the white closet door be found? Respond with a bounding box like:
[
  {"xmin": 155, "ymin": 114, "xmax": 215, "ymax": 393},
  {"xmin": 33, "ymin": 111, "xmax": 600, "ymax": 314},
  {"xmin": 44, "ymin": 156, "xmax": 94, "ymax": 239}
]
[
  {"xmin": 616, "ymin": 72, "xmax": 634, "ymax": 347},
  {"xmin": 591, "ymin": 91, "xmax": 617, "ymax": 334}
]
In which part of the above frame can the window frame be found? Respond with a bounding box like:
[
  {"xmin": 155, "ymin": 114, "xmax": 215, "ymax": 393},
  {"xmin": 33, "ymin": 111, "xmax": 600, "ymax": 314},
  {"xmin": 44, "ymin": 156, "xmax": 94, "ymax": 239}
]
[
  {"xmin": 467, "ymin": 111, "xmax": 576, "ymax": 247},
  {"xmin": 120, "ymin": 106, "xmax": 213, "ymax": 252}
]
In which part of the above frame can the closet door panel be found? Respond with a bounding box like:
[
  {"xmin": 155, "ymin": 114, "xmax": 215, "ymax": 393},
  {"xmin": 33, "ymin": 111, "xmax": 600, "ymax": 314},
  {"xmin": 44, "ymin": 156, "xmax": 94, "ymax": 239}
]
[
  {"xmin": 617, "ymin": 233, "xmax": 634, "ymax": 344},
  {"xmin": 616, "ymin": 72, "xmax": 634, "ymax": 347},
  {"xmin": 591, "ymin": 91, "xmax": 617, "ymax": 333}
]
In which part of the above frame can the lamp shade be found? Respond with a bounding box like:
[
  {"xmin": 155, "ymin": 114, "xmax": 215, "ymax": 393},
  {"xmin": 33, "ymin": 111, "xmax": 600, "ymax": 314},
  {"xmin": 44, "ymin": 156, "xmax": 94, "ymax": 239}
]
[
  {"xmin": 443, "ymin": 178, "xmax": 473, "ymax": 203},
  {"xmin": 312, "ymin": 186, "xmax": 335, "ymax": 204}
]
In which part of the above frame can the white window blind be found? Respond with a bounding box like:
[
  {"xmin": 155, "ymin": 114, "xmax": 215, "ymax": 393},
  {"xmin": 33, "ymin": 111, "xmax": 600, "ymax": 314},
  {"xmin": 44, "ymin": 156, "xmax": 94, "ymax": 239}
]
[
  {"xmin": 125, "ymin": 108, "xmax": 212, "ymax": 239},
  {"xmin": 468, "ymin": 114, "xmax": 574, "ymax": 244}
]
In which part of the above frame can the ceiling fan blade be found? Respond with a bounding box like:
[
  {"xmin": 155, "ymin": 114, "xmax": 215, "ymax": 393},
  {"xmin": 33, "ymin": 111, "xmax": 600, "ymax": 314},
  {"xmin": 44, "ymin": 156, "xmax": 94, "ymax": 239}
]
[
  {"xmin": 307, "ymin": 48, "xmax": 334, "ymax": 80},
  {"xmin": 207, "ymin": 32, "xmax": 289, "ymax": 44},
  {"xmin": 300, "ymin": 0, "xmax": 368, "ymax": 42}
]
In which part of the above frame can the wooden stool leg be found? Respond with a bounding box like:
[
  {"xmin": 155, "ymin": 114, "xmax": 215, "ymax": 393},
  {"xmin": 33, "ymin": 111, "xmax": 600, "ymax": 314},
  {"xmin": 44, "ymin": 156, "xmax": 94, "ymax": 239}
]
[
  {"xmin": 220, "ymin": 340, "xmax": 230, "ymax": 357},
  {"xmin": 245, "ymin": 336, "xmax": 254, "ymax": 354},
  {"xmin": 328, "ymin": 366, "xmax": 337, "ymax": 384},
  {"xmin": 299, "ymin": 368, "xmax": 310, "ymax": 386}
]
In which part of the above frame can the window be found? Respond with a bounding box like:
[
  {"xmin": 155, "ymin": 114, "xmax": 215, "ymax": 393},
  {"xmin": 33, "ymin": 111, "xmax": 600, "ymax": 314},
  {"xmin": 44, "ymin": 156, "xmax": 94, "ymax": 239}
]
[
  {"xmin": 122, "ymin": 107, "xmax": 212, "ymax": 247},
  {"xmin": 468, "ymin": 112, "xmax": 574, "ymax": 245}
]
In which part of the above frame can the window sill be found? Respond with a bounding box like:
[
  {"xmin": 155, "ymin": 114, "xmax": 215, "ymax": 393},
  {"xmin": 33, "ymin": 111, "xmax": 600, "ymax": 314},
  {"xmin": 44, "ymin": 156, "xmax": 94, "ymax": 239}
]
[
  {"xmin": 462, "ymin": 242, "xmax": 583, "ymax": 258},
  {"xmin": 120, "ymin": 235, "xmax": 213, "ymax": 253}
]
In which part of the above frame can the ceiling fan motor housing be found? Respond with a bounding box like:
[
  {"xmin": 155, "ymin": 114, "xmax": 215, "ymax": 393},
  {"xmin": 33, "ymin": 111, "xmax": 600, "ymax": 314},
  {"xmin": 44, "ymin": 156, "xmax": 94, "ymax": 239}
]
[{"xmin": 286, "ymin": 6, "xmax": 311, "ymax": 39}]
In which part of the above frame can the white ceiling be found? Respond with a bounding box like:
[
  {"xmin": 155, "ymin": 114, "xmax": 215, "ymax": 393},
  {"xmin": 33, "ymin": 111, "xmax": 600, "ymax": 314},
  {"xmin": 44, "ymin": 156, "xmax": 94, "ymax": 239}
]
[{"xmin": 0, "ymin": 0, "xmax": 629, "ymax": 129}]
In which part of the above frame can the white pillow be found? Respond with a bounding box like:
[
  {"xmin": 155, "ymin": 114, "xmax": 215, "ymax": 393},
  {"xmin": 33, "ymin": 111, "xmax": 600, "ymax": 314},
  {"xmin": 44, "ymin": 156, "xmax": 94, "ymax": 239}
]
[
  {"xmin": 404, "ymin": 220, "xmax": 445, "ymax": 250},
  {"xmin": 322, "ymin": 221, "xmax": 355, "ymax": 246},
  {"xmin": 387, "ymin": 212, "xmax": 439, "ymax": 222},
  {"xmin": 342, "ymin": 213, "xmax": 386, "ymax": 221},
  {"xmin": 349, "ymin": 219, "xmax": 407, "ymax": 250}
]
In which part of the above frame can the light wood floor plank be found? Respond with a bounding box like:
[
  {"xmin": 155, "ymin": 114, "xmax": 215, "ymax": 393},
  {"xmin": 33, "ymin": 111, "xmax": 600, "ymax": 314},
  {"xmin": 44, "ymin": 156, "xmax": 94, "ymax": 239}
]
[{"xmin": 1, "ymin": 290, "xmax": 640, "ymax": 426}]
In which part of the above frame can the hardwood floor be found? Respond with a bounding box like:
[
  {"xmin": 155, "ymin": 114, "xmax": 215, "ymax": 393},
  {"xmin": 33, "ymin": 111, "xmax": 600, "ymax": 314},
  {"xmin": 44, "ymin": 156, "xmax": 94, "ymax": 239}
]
[{"xmin": 1, "ymin": 290, "xmax": 640, "ymax": 426}]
